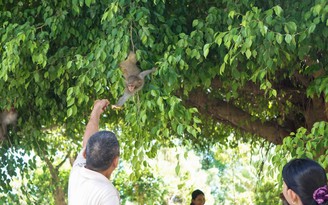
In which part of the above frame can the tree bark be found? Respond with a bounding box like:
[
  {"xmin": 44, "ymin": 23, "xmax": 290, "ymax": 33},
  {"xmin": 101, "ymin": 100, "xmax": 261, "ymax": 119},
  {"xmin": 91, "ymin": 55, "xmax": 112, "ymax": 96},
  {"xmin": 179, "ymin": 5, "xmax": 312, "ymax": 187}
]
[
  {"xmin": 182, "ymin": 70, "xmax": 328, "ymax": 145},
  {"xmin": 184, "ymin": 88, "xmax": 289, "ymax": 144},
  {"xmin": 44, "ymin": 156, "xmax": 67, "ymax": 205}
]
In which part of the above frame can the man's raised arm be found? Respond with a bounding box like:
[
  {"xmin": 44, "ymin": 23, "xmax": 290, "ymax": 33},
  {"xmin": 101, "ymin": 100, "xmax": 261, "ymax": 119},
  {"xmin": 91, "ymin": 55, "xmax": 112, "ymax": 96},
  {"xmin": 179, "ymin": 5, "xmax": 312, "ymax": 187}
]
[{"xmin": 82, "ymin": 99, "xmax": 110, "ymax": 148}]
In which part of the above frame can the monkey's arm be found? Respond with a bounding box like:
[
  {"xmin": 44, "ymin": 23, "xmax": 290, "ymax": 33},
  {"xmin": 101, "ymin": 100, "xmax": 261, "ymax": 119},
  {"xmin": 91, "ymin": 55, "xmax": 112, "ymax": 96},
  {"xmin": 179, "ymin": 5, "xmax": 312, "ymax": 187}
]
[
  {"xmin": 1, "ymin": 124, "xmax": 7, "ymax": 138},
  {"xmin": 112, "ymin": 90, "xmax": 132, "ymax": 109},
  {"xmin": 0, "ymin": 124, "xmax": 5, "ymax": 141},
  {"xmin": 138, "ymin": 67, "xmax": 156, "ymax": 79}
]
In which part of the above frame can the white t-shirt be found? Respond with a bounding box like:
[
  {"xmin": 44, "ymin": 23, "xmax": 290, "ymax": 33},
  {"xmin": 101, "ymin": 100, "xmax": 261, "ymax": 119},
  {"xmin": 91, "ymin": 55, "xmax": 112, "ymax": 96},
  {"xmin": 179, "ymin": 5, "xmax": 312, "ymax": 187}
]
[{"xmin": 68, "ymin": 150, "xmax": 120, "ymax": 205}]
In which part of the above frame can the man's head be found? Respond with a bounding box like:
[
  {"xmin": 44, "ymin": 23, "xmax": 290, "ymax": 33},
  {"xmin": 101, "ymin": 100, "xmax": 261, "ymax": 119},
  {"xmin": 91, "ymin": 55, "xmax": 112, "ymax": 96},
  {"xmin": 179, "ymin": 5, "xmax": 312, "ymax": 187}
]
[{"xmin": 85, "ymin": 131, "xmax": 120, "ymax": 172}]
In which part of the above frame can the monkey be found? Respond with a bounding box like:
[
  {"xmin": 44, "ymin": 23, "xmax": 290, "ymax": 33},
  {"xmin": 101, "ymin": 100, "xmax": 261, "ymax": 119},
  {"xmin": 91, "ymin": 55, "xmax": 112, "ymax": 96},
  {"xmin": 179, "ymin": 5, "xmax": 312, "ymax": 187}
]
[
  {"xmin": 0, "ymin": 107, "xmax": 18, "ymax": 140},
  {"xmin": 112, "ymin": 51, "xmax": 156, "ymax": 109}
]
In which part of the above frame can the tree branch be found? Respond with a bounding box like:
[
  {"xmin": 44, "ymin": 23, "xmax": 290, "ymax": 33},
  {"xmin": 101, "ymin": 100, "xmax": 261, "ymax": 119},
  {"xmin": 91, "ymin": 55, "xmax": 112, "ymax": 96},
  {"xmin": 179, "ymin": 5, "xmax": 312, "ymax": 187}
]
[{"xmin": 184, "ymin": 88, "xmax": 290, "ymax": 144}]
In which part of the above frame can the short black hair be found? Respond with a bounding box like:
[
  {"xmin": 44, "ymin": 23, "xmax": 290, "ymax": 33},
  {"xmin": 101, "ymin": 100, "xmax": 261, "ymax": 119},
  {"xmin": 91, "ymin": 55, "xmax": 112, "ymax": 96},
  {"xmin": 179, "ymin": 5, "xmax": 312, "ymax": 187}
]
[
  {"xmin": 85, "ymin": 131, "xmax": 120, "ymax": 171},
  {"xmin": 282, "ymin": 158, "xmax": 327, "ymax": 205},
  {"xmin": 190, "ymin": 189, "xmax": 205, "ymax": 205}
]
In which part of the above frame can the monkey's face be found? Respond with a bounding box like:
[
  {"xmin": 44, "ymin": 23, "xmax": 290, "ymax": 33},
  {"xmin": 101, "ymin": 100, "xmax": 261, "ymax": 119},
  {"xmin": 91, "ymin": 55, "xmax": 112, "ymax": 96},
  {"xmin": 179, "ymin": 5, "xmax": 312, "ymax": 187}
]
[
  {"xmin": 127, "ymin": 76, "xmax": 142, "ymax": 92},
  {"xmin": 2, "ymin": 110, "xmax": 18, "ymax": 124},
  {"xmin": 128, "ymin": 84, "xmax": 135, "ymax": 92}
]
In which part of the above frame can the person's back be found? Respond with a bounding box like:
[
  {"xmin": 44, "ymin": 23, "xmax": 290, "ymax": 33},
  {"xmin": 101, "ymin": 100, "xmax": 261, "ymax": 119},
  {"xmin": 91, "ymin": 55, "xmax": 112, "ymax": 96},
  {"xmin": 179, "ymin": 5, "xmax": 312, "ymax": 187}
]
[
  {"xmin": 68, "ymin": 150, "xmax": 120, "ymax": 205},
  {"xmin": 68, "ymin": 100, "xmax": 120, "ymax": 205}
]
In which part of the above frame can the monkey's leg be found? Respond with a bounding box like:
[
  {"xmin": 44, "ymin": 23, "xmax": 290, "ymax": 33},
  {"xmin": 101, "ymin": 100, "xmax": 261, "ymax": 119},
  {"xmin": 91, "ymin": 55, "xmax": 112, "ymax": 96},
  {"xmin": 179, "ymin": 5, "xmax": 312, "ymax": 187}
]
[{"xmin": 138, "ymin": 67, "xmax": 156, "ymax": 79}]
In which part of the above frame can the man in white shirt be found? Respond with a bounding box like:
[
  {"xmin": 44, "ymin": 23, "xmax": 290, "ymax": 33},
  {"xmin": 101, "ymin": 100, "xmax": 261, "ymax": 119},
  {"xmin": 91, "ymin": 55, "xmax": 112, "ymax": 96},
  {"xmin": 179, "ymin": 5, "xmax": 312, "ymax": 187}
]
[{"xmin": 68, "ymin": 99, "xmax": 120, "ymax": 205}]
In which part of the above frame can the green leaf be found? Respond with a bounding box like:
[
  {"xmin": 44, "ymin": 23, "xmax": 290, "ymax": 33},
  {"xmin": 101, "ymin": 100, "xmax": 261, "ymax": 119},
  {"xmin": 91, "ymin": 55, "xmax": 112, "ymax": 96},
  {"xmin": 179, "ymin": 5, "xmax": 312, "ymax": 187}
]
[
  {"xmin": 203, "ymin": 43, "xmax": 211, "ymax": 58},
  {"xmin": 192, "ymin": 19, "xmax": 199, "ymax": 27},
  {"xmin": 308, "ymin": 24, "xmax": 316, "ymax": 34},
  {"xmin": 259, "ymin": 22, "xmax": 268, "ymax": 36},
  {"xmin": 228, "ymin": 11, "xmax": 235, "ymax": 19},
  {"xmin": 215, "ymin": 32, "xmax": 226, "ymax": 46},
  {"xmin": 220, "ymin": 63, "xmax": 226, "ymax": 74},
  {"xmin": 175, "ymin": 163, "xmax": 180, "ymax": 175},
  {"xmin": 67, "ymin": 87, "xmax": 74, "ymax": 96},
  {"xmin": 34, "ymin": 72, "xmax": 40, "ymax": 82},
  {"xmin": 177, "ymin": 124, "xmax": 184, "ymax": 135},
  {"xmin": 246, "ymin": 49, "xmax": 252, "ymax": 59},
  {"xmin": 276, "ymin": 33, "xmax": 283, "ymax": 44},
  {"xmin": 95, "ymin": 81, "xmax": 102, "ymax": 92},
  {"xmin": 298, "ymin": 32, "xmax": 307, "ymax": 42},
  {"xmin": 67, "ymin": 61, "xmax": 72, "ymax": 69},
  {"xmin": 312, "ymin": 4, "xmax": 322, "ymax": 16},
  {"xmin": 273, "ymin": 5, "xmax": 283, "ymax": 17},
  {"xmin": 285, "ymin": 21, "xmax": 297, "ymax": 34},
  {"xmin": 244, "ymin": 38, "xmax": 252, "ymax": 48},
  {"xmin": 85, "ymin": 0, "xmax": 91, "ymax": 7},
  {"xmin": 285, "ymin": 34, "xmax": 292, "ymax": 44},
  {"xmin": 67, "ymin": 107, "xmax": 73, "ymax": 117},
  {"xmin": 67, "ymin": 97, "xmax": 75, "ymax": 107},
  {"xmin": 271, "ymin": 89, "xmax": 277, "ymax": 97}
]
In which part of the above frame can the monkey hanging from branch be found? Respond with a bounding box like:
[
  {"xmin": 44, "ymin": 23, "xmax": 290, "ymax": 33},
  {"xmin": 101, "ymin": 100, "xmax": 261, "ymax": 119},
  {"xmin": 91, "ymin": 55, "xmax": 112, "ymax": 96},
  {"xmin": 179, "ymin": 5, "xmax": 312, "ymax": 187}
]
[
  {"xmin": 111, "ymin": 51, "xmax": 156, "ymax": 109},
  {"xmin": 0, "ymin": 107, "xmax": 18, "ymax": 141}
]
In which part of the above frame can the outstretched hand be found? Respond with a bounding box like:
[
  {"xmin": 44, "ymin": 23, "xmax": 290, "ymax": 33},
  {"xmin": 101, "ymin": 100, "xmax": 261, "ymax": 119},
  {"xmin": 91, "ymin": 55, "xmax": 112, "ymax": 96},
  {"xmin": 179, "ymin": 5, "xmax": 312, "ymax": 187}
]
[{"xmin": 91, "ymin": 99, "xmax": 110, "ymax": 117}]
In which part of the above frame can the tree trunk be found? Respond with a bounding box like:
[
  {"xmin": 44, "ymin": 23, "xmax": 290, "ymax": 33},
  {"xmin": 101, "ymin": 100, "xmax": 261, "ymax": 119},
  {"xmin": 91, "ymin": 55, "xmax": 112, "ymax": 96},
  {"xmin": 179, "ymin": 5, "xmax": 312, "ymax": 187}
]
[{"xmin": 44, "ymin": 156, "xmax": 67, "ymax": 205}]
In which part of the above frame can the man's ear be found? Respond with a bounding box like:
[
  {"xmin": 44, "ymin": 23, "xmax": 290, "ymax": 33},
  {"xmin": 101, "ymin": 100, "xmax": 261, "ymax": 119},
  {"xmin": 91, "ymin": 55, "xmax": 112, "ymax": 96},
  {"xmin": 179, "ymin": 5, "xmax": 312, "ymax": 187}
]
[
  {"xmin": 113, "ymin": 156, "xmax": 119, "ymax": 168},
  {"xmin": 83, "ymin": 148, "xmax": 87, "ymax": 159}
]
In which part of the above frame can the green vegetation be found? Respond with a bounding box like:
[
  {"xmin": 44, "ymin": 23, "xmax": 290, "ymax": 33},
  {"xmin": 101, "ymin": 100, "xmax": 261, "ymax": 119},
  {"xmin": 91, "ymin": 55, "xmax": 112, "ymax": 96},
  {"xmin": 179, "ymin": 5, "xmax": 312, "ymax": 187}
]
[{"xmin": 1, "ymin": 0, "xmax": 327, "ymax": 204}]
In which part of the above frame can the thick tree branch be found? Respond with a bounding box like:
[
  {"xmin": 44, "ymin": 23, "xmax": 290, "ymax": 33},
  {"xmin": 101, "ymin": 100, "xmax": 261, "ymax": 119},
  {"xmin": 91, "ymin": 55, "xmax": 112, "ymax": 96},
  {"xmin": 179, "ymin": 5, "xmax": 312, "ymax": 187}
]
[
  {"xmin": 211, "ymin": 76, "xmax": 327, "ymax": 129},
  {"xmin": 184, "ymin": 88, "xmax": 289, "ymax": 144}
]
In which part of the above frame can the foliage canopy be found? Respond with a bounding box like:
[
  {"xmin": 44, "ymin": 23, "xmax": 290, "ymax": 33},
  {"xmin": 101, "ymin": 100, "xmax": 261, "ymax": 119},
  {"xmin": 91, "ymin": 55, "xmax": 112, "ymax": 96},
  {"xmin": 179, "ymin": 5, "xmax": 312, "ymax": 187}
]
[{"xmin": 1, "ymin": 0, "xmax": 328, "ymax": 204}]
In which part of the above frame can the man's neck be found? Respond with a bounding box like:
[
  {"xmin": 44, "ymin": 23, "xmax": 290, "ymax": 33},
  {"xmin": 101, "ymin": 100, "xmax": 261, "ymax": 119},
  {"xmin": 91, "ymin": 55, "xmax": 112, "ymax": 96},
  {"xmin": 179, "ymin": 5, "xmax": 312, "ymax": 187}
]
[{"xmin": 85, "ymin": 165, "xmax": 112, "ymax": 179}]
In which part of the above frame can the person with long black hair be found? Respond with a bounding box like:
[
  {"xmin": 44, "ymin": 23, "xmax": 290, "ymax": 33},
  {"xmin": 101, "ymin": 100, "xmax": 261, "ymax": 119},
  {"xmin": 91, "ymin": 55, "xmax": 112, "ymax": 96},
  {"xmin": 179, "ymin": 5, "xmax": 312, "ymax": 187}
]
[{"xmin": 282, "ymin": 158, "xmax": 328, "ymax": 205}]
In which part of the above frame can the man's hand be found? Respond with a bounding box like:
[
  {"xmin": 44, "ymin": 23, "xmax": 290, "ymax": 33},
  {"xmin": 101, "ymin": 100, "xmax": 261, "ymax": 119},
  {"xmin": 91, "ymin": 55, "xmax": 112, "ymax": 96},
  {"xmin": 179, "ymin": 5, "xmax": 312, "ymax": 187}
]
[{"xmin": 91, "ymin": 99, "xmax": 110, "ymax": 118}]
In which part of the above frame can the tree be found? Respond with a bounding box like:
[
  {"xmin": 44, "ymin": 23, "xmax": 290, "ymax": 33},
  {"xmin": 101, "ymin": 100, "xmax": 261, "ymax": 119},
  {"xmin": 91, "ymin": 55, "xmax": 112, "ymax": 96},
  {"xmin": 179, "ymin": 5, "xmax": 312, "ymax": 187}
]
[
  {"xmin": 1, "ymin": 0, "xmax": 328, "ymax": 203},
  {"xmin": 114, "ymin": 167, "xmax": 169, "ymax": 205}
]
